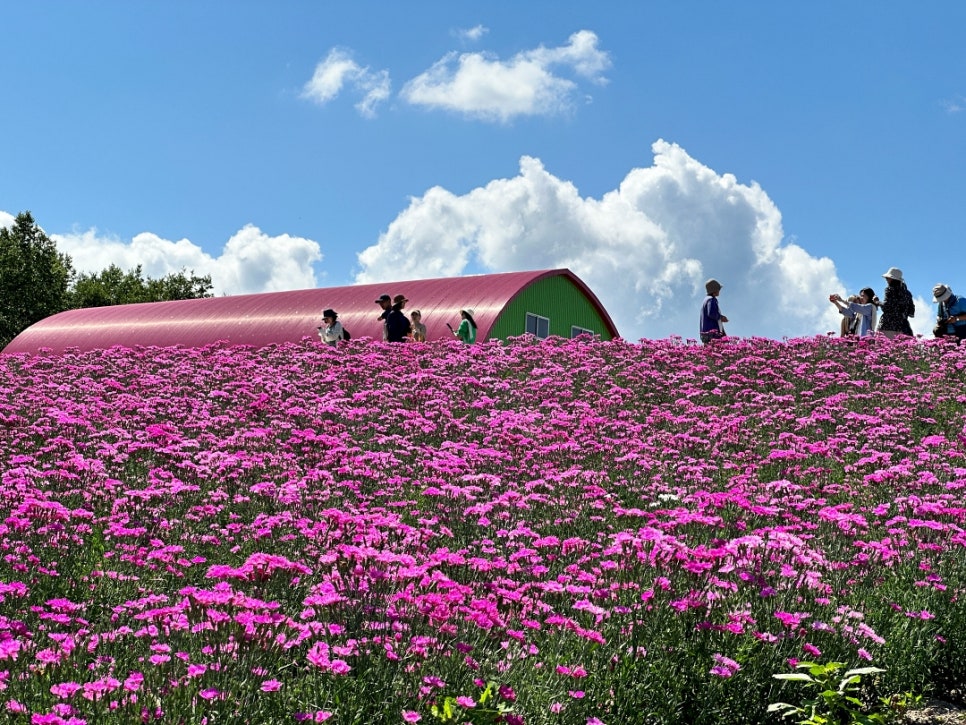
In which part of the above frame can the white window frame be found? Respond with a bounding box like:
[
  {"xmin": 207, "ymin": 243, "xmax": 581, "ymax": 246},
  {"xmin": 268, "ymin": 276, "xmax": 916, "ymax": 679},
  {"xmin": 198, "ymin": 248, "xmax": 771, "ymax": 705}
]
[
  {"xmin": 525, "ymin": 313, "xmax": 550, "ymax": 339},
  {"xmin": 570, "ymin": 325, "xmax": 594, "ymax": 339}
]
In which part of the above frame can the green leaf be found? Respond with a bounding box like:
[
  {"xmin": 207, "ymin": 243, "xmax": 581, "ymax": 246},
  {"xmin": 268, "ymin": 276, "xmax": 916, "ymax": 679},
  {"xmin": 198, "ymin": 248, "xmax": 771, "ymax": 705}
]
[
  {"xmin": 774, "ymin": 673, "xmax": 815, "ymax": 682},
  {"xmin": 844, "ymin": 666, "xmax": 885, "ymax": 678},
  {"xmin": 478, "ymin": 682, "xmax": 495, "ymax": 705}
]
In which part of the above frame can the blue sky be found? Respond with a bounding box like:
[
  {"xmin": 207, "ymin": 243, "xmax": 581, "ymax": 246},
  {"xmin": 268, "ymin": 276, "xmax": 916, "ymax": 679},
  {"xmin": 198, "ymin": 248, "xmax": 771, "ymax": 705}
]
[{"xmin": 2, "ymin": 1, "xmax": 964, "ymax": 340}]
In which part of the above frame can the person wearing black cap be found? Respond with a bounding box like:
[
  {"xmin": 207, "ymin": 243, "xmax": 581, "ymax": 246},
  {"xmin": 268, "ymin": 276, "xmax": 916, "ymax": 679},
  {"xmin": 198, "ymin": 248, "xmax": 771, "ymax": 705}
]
[
  {"xmin": 385, "ymin": 294, "xmax": 412, "ymax": 343},
  {"xmin": 699, "ymin": 279, "xmax": 728, "ymax": 344},
  {"xmin": 375, "ymin": 294, "xmax": 392, "ymax": 341},
  {"xmin": 318, "ymin": 309, "xmax": 345, "ymax": 347}
]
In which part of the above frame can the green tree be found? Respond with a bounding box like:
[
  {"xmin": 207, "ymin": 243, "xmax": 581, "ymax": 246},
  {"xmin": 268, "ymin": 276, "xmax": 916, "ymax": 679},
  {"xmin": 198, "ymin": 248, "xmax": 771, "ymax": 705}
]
[
  {"xmin": 144, "ymin": 267, "xmax": 214, "ymax": 302},
  {"xmin": 0, "ymin": 211, "xmax": 75, "ymax": 348},
  {"xmin": 69, "ymin": 264, "xmax": 213, "ymax": 308}
]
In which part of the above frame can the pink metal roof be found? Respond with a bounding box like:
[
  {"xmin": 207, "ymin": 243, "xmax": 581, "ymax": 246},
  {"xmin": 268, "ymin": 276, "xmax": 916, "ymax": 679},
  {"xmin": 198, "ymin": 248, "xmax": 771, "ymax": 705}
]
[{"xmin": 2, "ymin": 269, "xmax": 618, "ymax": 355}]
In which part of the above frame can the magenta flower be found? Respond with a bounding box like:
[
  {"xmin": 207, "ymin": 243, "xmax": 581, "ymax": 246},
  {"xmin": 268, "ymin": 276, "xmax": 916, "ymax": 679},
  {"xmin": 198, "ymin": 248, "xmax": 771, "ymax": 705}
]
[
  {"xmin": 710, "ymin": 653, "xmax": 741, "ymax": 678},
  {"xmin": 802, "ymin": 643, "xmax": 821, "ymax": 657},
  {"xmin": 50, "ymin": 682, "xmax": 82, "ymax": 698}
]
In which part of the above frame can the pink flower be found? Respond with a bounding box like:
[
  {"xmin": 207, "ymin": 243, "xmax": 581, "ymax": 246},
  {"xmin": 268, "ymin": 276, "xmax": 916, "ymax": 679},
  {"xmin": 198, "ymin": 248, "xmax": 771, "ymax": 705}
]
[
  {"xmin": 0, "ymin": 639, "xmax": 21, "ymax": 661},
  {"xmin": 329, "ymin": 659, "xmax": 351, "ymax": 675},
  {"xmin": 186, "ymin": 664, "xmax": 207, "ymax": 678},
  {"xmin": 123, "ymin": 673, "xmax": 143, "ymax": 692},
  {"xmin": 50, "ymin": 682, "xmax": 83, "ymax": 698},
  {"xmin": 260, "ymin": 679, "xmax": 282, "ymax": 692},
  {"xmin": 710, "ymin": 653, "xmax": 741, "ymax": 678},
  {"xmin": 455, "ymin": 696, "xmax": 475, "ymax": 708},
  {"xmin": 402, "ymin": 711, "xmax": 421, "ymax": 723},
  {"xmin": 803, "ymin": 643, "xmax": 821, "ymax": 657}
]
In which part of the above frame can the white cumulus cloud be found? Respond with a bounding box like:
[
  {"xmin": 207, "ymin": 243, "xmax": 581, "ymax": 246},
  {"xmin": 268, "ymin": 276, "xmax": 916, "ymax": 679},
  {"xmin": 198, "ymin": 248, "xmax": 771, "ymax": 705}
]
[
  {"xmin": 355, "ymin": 140, "xmax": 854, "ymax": 341},
  {"xmin": 52, "ymin": 224, "xmax": 322, "ymax": 296},
  {"xmin": 0, "ymin": 210, "xmax": 15, "ymax": 230},
  {"xmin": 400, "ymin": 30, "xmax": 611, "ymax": 122},
  {"xmin": 301, "ymin": 48, "xmax": 390, "ymax": 118}
]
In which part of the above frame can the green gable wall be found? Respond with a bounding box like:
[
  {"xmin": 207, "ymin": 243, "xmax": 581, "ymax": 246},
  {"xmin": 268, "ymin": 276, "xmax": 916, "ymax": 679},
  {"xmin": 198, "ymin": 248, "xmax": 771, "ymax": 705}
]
[{"xmin": 488, "ymin": 275, "xmax": 615, "ymax": 340}]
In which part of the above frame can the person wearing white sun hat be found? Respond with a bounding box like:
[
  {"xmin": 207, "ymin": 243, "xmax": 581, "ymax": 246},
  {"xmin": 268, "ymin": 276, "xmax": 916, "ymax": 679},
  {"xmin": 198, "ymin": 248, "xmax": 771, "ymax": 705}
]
[
  {"xmin": 877, "ymin": 267, "xmax": 915, "ymax": 338},
  {"xmin": 449, "ymin": 308, "xmax": 477, "ymax": 343},
  {"xmin": 932, "ymin": 283, "xmax": 966, "ymax": 341}
]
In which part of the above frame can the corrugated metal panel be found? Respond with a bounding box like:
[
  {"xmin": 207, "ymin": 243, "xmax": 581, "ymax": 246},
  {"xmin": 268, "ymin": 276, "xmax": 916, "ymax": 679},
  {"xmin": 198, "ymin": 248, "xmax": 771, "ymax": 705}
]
[
  {"xmin": 489, "ymin": 275, "xmax": 617, "ymax": 340},
  {"xmin": 2, "ymin": 269, "xmax": 619, "ymax": 355}
]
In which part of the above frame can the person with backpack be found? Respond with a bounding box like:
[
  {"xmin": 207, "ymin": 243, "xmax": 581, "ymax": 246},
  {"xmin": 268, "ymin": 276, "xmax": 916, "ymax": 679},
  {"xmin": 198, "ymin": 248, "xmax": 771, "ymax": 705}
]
[
  {"xmin": 877, "ymin": 267, "xmax": 915, "ymax": 338},
  {"xmin": 318, "ymin": 308, "xmax": 348, "ymax": 348}
]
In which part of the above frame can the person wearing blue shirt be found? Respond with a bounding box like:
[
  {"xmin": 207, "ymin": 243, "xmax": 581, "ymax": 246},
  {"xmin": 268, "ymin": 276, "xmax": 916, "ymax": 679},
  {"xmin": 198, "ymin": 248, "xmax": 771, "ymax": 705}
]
[
  {"xmin": 699, "ymin": 278, "xmax": 728, "ymax": 344},
  {"xmin": 933, "ymin": 284, "xmax": 966, "ymax": 340}
]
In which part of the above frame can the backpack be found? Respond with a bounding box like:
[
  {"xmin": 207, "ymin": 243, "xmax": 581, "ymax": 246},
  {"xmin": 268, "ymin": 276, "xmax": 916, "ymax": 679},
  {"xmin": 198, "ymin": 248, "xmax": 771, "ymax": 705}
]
[{"xmin": 341, "ymin": 327, "xmax": 351, "ymax": 341}]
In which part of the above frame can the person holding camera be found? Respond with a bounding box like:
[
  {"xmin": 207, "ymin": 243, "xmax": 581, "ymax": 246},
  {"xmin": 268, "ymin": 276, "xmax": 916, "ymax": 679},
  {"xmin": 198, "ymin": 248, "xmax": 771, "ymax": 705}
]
[
  {"xmin": 829, "ymin": 287, "xmax": 878, "ymax": 337},
  {"xmin": 932, "ymin": 284, "xmax": 966, "ymax": 340}
]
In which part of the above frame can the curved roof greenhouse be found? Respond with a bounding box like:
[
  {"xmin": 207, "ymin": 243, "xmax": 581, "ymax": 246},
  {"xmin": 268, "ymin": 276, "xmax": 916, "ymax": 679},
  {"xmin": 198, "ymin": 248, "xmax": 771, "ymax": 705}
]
[{"xmin": 2, "ymin": 268, "xmax": 619, "ymax": 355}]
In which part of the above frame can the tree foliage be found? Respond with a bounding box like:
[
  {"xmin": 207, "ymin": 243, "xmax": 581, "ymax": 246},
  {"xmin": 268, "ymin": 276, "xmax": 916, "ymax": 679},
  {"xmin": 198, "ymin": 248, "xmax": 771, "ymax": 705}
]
[
  {"xmin": 0, "ymin": 211, "xmax": 75, "ymax": 348},
  {"xmin": 69, "ymin": 264, "xmax": 213, "ymax": 309}
]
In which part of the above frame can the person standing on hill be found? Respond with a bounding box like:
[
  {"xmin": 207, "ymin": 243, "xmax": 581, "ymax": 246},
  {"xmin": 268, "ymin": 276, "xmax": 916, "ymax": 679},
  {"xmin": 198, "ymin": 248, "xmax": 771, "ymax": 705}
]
[
  {"xmin": 877, "ymin": 267, "xmax": 915, "ymax": 338},
  {"xmin": 450, "ymin": 308, "xmax": 477, "ymax": 343},
  {"xmin": 410, "ymin": 310, "xmax": 427, "ymax": 342},
  {"xmin": 829, "ymin": 288, "xmax": 878, "ymax": 337},
  {"xmin": 317, "ymin": 309, "xmax": 345, "ymax": 348},
  {"xmin": 375, "ymin": 294, "xmax": 392, "ymax": 341},
  {"xmin": 385, "ymin": 294, "xmax": 412, "ymax": 343},
  {"xmin": 699, "ymin": 279, "xmax": 728, "ymax": 344}
]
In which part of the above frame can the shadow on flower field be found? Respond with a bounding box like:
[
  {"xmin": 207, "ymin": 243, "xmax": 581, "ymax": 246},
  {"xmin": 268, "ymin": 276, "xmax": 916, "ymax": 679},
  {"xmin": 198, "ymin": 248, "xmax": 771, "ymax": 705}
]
[{"xmin": 1, "ymin": 335, "xmax": 965, "ymax": 724}]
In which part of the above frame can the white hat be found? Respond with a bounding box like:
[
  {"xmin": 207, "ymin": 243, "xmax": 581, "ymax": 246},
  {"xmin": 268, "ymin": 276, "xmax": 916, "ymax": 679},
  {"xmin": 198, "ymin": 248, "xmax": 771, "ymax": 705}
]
[
  {"xmin": 933, "ymin": 284, "xmax": 953, "ymax": 303},
  {"xmin": 461, "ymin": 308, "xmax": 475, "ymax": 318},
  {"xmin": 882, "ymin": 267, "xmax": 904, "ymax": 282}
]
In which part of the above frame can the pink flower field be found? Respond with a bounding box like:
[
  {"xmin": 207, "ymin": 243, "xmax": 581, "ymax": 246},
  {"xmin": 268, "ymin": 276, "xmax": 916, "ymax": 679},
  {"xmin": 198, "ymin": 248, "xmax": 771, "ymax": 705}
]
[{"xmin": 1, "ymin": 336, "xmax": 965, "ymax": 724}]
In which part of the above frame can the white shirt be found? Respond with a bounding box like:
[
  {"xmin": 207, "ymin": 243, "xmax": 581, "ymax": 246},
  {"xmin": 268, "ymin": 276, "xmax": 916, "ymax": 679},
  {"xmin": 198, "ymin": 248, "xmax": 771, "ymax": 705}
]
[{"xmin": 319, "ymin": 321, "xmax": 344, "ymax": 346}]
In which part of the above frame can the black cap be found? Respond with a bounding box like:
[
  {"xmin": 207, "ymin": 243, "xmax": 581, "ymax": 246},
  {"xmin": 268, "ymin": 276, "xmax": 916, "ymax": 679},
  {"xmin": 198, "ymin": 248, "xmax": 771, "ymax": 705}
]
[{"xmin": 375, "ymin": 294, "xmax": 391, "ymax": 304}]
